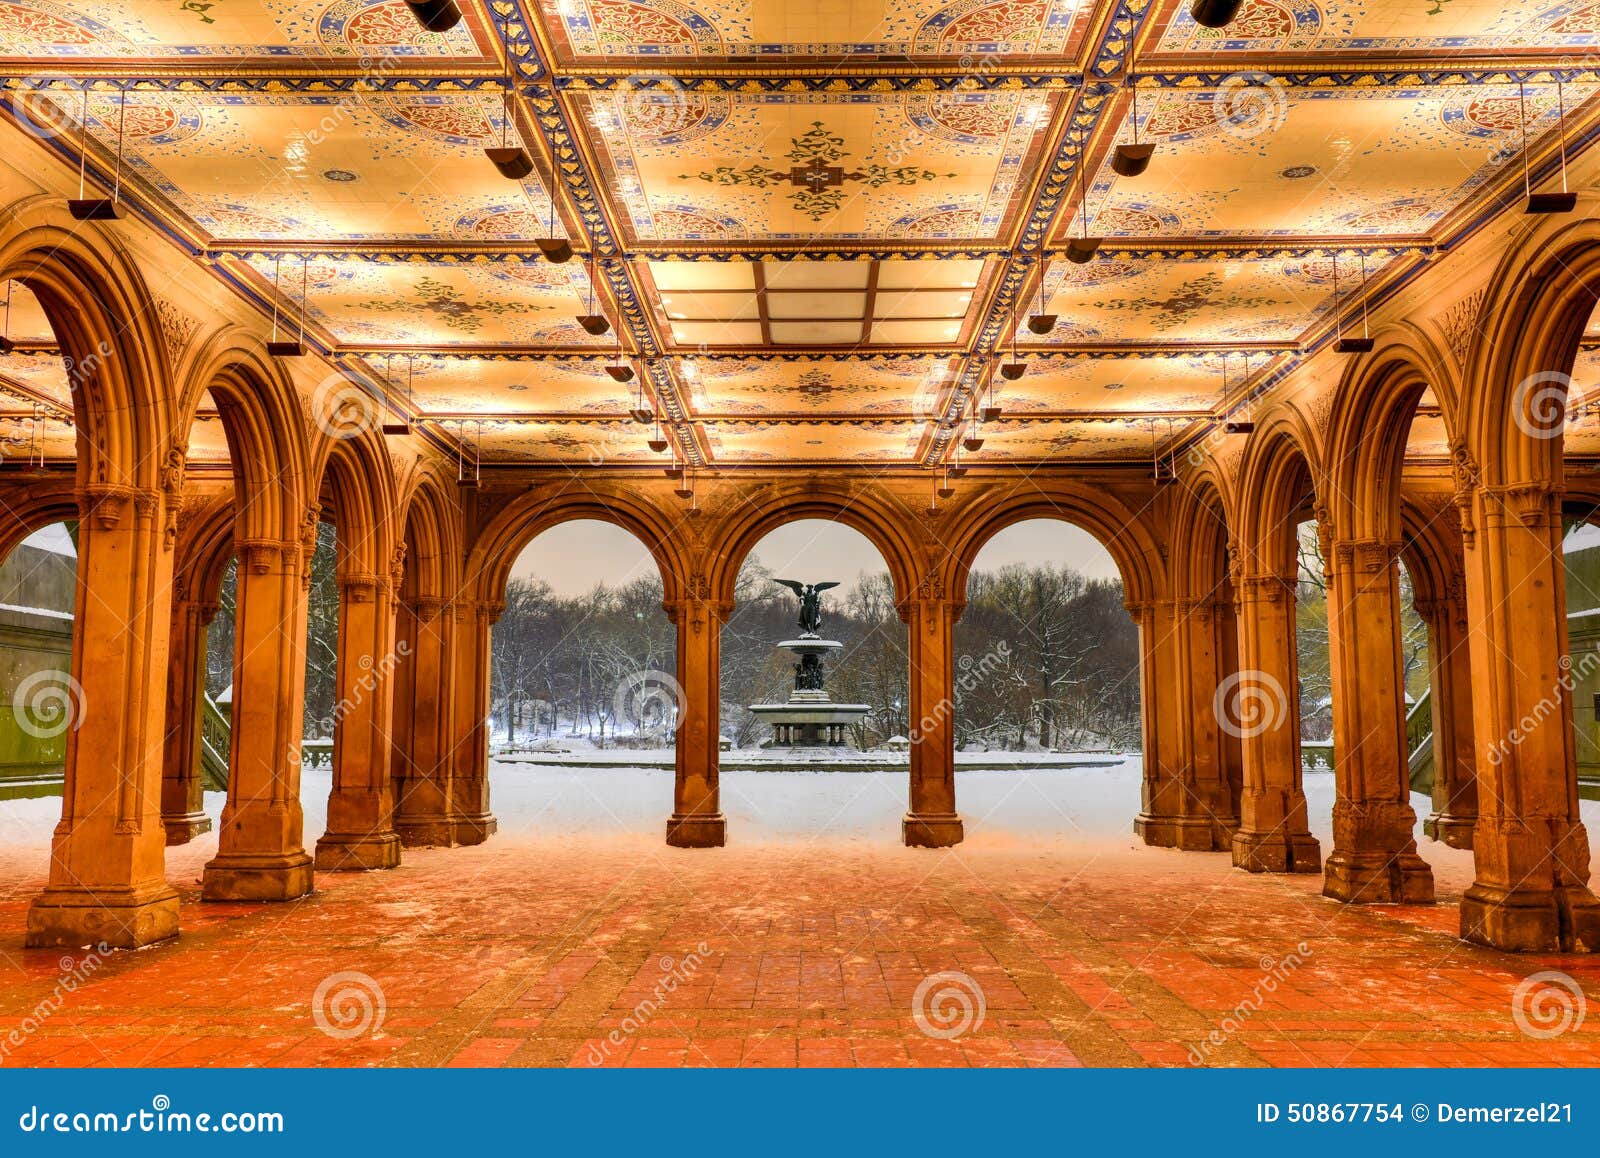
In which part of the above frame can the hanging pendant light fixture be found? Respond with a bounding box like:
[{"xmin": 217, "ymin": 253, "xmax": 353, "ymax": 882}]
[
  {"xmin": 608, "ymin": 322, "xmax": 636, "ymax": 384},
  {"xmin": 266, "ymin": 255, "xmax": 308, "ymax": 357},
  {"xmin": 1000, "ymin": 311, "xmax": 1027, "ymax": 380},
  {"xmin": 1112, "ymin": 75, "xmax": 1154, "ymax": 178},
  {"xmin": 629, "ymin": 377, "xmax": 653, "ymax": 425},
  {"xmin": 1065, "ymin": 127, "xmax": 1102, "ymax": 264},
  {"xmin": 405, "ymin": 1, "xmax": 462, "ymax": 33},
  {"xmin": 537, "ymin": 176, "xmax": 573, "ymax": 264},
  {"xmin": 1189, "ymin": 0, "xmax": 1244, "ymax": 29},
  {"xmin": 647, "ymin": 409, "xmax": 669, "ymax": 454},
  {"xmin": 937, "ymin": 462, "xmax": 956, "ymax": 501},
  {"xmin": 454, "ymin": 420, "xmax": 482, "ymax": 488},
  {"xmin": 381, "ymin": 354, "xmax": 413, "ymax": 436},
  {"xmin": 1332, "ymin": 252, "xmax": 1374, "ymax": 354},
  {"xmin": 485, "ymin": 86, "xmax": 534, "ymax": 180},
  {"xmin": 980, "ymin": 368, "xmax": 1002, "ymax": 423},
  {"xmin": 68, "ymin": 86, "xmax": 125, "ymax": 221},
  {"xmin": 576, "ymin": 255, "xmax": 610, "ymax": 336},
  {"xmin": 674, "ymin": 466, "xmax": 694, "ymax": 500},
  {"xmin": 1026, "ymin": 262, "xmax": 1057, "ymax": 334},
  {"xmin": 1520, "ymin": 77, "xmax": 1577, "ymax": 215},
  {"xmin": 663, "ymin": 458, "xmax": 684, "ymax": 479}
]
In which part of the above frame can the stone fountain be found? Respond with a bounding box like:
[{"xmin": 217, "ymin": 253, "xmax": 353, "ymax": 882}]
[{"xmin": 747, "ymin": 579, "xmax": 870, "ymax": 748}]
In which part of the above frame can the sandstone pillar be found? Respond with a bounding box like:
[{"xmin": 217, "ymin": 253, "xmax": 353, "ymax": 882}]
[
  {"xmin": 667, "ymin": 596, "xmax": 726, "ymax": 847},
  {"xmin": 314, "ymin": 567, "xmax": 403, "ymax": 870},
  {"xmin": 393, "ymin": 596, "xmax": 458, "ymax": 846},
  {"xmin": 160, "ymin": 591, "xmax": 217, "ymax": 845},
  {"xmin": 27, "ymin": 486, "xmax": 180, "ymax": 947},
  {"xmin": 1322, "ymin": 537, "xmax": 1433, "ymax": 903},
  {"xmin": 1229, "ymin": 572, "xmax": 1322, "ymax": 873},
  {"xmin": 1460, "ymin": 481, "xmax": 1600, "ymax": 951},
  {"xmin": 901, "ymin": 594, "xmax": 964, "ymax": 848},
  {"xmin": 1415, "ymin": 589, "xmax": 1477, "ymax": 849},
  {"xmin": 202, "ymin": 535, "xmax": 314, "ymax": 901},
  {"xmin": 447, "ymin": 598, "xmax": 498, "ymax": 845}
]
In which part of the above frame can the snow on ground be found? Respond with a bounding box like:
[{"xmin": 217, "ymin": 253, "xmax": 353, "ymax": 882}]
[{"xmin": 0, "ymin": 762, "xmax": 1549, "ymax": 883}]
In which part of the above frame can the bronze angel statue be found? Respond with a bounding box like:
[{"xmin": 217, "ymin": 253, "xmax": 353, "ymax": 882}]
[{"xmin": 773, "ymin": 579, "xmax": 840, "ymax": 637}]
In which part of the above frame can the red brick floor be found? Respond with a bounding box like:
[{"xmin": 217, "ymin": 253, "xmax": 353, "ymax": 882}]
[{"xmin": 4, "ymin": 818, "xmax": 1600, "ymax": 1068}]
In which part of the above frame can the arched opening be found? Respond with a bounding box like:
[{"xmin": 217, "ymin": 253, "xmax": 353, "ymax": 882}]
[
  {"xmin": 485, "ymin": 518, "xmax": 678, "ymax": 836},
  {"xmin": 718, "ymin": 518, "xmax": 909, "ymax": 840},
  {"xmin": 948, "ymin": 518, "xmax": 1140, "ymax": 839}
]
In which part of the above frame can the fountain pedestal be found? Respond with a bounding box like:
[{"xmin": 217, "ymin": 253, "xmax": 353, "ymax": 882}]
[{"xmin": 747, "ymin": 637, "xmax": 870, "ymax": 748}]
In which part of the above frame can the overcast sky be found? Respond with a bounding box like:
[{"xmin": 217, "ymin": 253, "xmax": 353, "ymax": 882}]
[{"xmin": 509, "ymin": 517, "xmax": 1120, "ymax": 598}]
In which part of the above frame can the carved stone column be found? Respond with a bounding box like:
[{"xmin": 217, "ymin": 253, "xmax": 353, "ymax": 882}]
[
  {"xmin": 1229, "ymin": 572, "xmax": 1321, "ymax": 873},
  {"xmin": 1415, "ymin": 589, "xmax": 1476, "ymax": 849},
  {"xmin": 314, "ymin": 566, "xmax": 403, "ymax": 870},
  {"xmin": 448, "ymin": 598, "xmax": 499, "ymax": 845},
  {"xmin": 160, "ymin": 590, "xmax": 217, "ymax": 845},
  {"xmin": 202, "ymin": 533, "xmax": 314, "ymax": 901},
  {"xmin": 27, "ymin": 485, "xmax": 180, "ymax": 947},
  {"xmin": 1460, "ymin": 479, "xmax": 1600, "ymax": 951},
  {"xmin": 1322, "ymin": 536, "xmax": 1433, "ymax": 903},
  {"xmin": 900, "ymin": 592, "xmax": 964, "ymax": 848},
  {"xmin": 392, "ymin": 595, "xmax": 457, "ymax": 846},
  {"xmin": 666, "ymin": 594, "xmax": 727, "ymax": 847}
]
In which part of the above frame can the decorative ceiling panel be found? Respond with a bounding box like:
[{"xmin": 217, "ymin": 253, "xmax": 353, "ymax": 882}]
[
  {"xmin": 964, "ymin": 416, "xmax": 1185, "ymax": 460},
  {"xmin": 687, "ymin": 355, "xmax": 958, "ymax": 415},
  {"xmin": 468, "ymin": 418, "xmax": 661, "ymax": 462},
  {"xmin": 49, "ymin": 89, "xmax": 555, "ymax": 244},
  {"xmin": 992, "ymin": 352, "xmax": 1246, "ymax": 412},
  {"xmin": 532, "ymin": 0, "xmax": 1094, "ymax": 65},
  {"xmin": 235, "ymin": 256, "xmax": 609, "ymax": 347},
  {"xmin": 703, "ymin": 417, "xmax": 924, "ymax": 461},
  {"xmin": 1034, "ymin": 254, "xmax": 1347, "ymax": 344},
  {"xmin": 1148, "ymin": 0, "xmax": 1600, "ymax": 58},
  {"xmin": 388, "ymin": 354, "xmax": 636, "ymax": 413},
  {"xmin": 1075, "ymin": 82, "xmax": 1584, "ymax": 243},
  {"xmin": 572, "ymin": 90, "xmax": 1060, "ymax": 243},
  {"xmin": 0, "ymin": 0, "xmax": 492, "ymax": 63}
]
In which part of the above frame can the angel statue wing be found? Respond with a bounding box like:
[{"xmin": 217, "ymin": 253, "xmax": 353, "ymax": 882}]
[
  {"xmin": 812, "ymin": 581, "xmax": 841, "ymax": 593},
  {"xmin": 772, "ymin": 579, "xmax": 806, "ymax": 596}
]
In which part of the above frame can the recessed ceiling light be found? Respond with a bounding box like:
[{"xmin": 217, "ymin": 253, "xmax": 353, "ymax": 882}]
[
  {"xmin": 322, "ymin": 169, "xmax": 358, "ymax": 183},
  {"xmin": 1280, "ymin": 165, "xmax": 1316, "ymax": 180}
]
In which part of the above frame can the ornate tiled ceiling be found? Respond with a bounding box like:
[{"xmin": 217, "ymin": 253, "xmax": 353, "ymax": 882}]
[{"xmin": 2, "ymin": 0, "xmax": 1597, "ymax": 469}]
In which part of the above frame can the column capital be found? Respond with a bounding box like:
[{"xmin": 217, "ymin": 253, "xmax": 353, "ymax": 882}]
[
  {"xmin": 1328, "ymin": 536, "xmax": 1403, "ymax": 575},
  {"xmin": 238, "ymin": 537, "xmax": 298, "ymax": 575},
  {"xmin": 895, "ymin": 594, "xmax": 964, "ymax": 629},
  {"xmin": 1481, "ymin": 480, "xmax": 1561, "ymax": 529},
  {"xmin": 1234, "ymin": 573, "xmax": 1295, "ymax": 604},
  {"xmin": 662, "ymin": 597, "xmax": 733, "ymax": 632}
]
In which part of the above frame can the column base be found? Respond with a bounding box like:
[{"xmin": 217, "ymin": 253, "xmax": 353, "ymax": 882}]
[
  {"xmin": 162, "ymin": 811, "xmax": 213, "ymax": 846},
  {"xmin": 314, "ymin": 832, "xmax": 402, "ymax": 871},
  {"xmin": 395, "ymin": 818, "xmax": 459, "ymax": 848},
  {"xmin": 1231, "ymin": 829, "xmax": 1322, "ymax": 874},
  {"xmin": 1423, "ymin": 813, "xmax": 1475, "ymax": 850},
  {"xmin": 903, "ymin": 812, "xmax": 964, "ymax": 848},
  {"xmin": 1323, "ymin": 851, "xmax": 1434, "ymax": 904},
  {"xmin": 26, "ymin": 883, "xmax": 180, "ymax": 949},
  {"xmin": 1460, "ymin": 882, "xmax": 1600, "ymax": 953},
  {"xmin": 451, "ymin": 813, "xmax": 498, "ymax": 846},
  {"xmin": 1136, "ymin": 815, "xmax": 1233, "ymax": 852},
  {"xmin": 202, "ymin": 851, "xmax": 314, "ymax": 902},
  {"xmin": 666, "ymin": 812, "xmax": 726, "ymax": 848}
]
